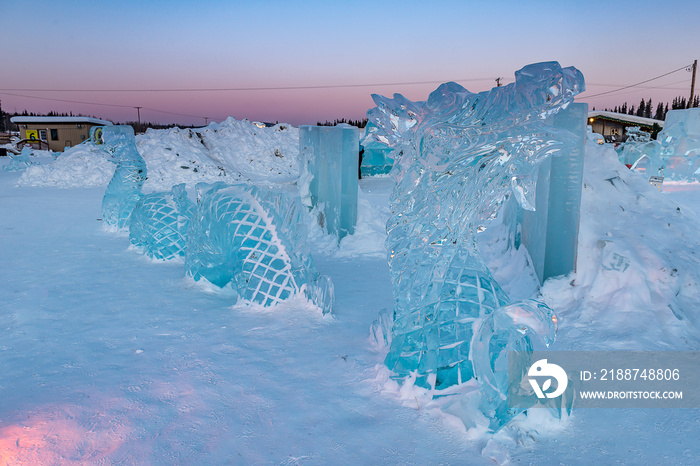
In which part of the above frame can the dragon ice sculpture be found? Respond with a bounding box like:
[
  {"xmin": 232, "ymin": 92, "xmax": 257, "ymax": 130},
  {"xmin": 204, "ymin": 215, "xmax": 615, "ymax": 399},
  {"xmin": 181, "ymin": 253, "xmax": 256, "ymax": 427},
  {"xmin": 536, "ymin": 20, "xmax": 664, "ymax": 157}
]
[
  {"xmin": 96, "ymin": 125, "xmax": 333, "ymax": 312},
  {"xmin": 185, "ymin": 182, "xmax": 334, "ymax": 313},
  {"xmin": 96, "ymin": 125, "xmax": 147, "ymax": 229},
  {"xmin": 96, "ymin": 125, "xmax": 194, "ymax": 260},
  {"xmin": 366, "ymin": 62, "xmax": 584, "ymax": 429}
]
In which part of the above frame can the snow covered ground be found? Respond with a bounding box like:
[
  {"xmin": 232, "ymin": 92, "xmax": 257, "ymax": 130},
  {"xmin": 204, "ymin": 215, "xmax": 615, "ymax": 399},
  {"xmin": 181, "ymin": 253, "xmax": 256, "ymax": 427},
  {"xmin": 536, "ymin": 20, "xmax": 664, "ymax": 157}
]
[{"xmin": 1, "ymin": 122, "xmax": 699, "ymax": 464}]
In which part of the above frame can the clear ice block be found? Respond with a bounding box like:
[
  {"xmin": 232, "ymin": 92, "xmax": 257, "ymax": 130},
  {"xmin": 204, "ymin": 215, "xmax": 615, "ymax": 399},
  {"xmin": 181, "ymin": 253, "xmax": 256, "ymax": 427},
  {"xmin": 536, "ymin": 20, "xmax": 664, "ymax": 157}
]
[
  {"xmin": 521, "ymin": 102, "xmax": 587, "ymax": 283},
  {"xmin": 299, "ymin": 125, "xmax": 359, "ymax": 239}
]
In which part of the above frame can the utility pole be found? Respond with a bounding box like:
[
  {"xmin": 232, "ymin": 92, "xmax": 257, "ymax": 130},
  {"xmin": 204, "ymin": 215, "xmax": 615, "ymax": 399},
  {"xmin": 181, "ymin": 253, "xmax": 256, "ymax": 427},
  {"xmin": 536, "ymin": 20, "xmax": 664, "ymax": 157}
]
[
  {"xmin": 134, "ymin": 106, "xmax": 142, "ymax": 133},
  {"xmin": 689, "ymin": 60, "xmax": 697, "ymax": 109},
  {"xmin": 204, "ymin": 117, "xmax": 209, "ymax": 125},
  {"xmin": 495, "ymin": 77, "xmax": 503, "ymax": 87}
]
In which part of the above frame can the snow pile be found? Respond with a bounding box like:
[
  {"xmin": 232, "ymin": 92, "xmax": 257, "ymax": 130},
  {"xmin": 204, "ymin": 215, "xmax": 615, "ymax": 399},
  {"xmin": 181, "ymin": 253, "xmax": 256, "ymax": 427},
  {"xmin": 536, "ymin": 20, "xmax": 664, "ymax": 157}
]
[
  {"xmin": 17, "ymin": 117, "xmax": 300, "ymax": 191},
  {"xmin": 541, "ymin": 139, "xmax": 700, "ymax": 349},
  {"xmin": 18, "ymin": 144, "xmax": 114, "ymax": 187},
  {"xmin": 137, "ymin": 118, "xmax": 300, "ymax": 191}
]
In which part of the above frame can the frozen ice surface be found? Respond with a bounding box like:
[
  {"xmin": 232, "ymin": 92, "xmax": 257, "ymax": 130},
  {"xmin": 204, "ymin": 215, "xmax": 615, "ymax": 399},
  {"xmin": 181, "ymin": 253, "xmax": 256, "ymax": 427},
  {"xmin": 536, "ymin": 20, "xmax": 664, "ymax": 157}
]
[
  {"xmin": 186, "ymin": 182, "xmax": 334, "ymax": 313},
  {"xmin": 366, "ymin": 61, "xmax": 584, "ymax": 429},
  {"xmin": 299, "ymin": 125, "xmax": 359, "ymax": 239},
  {"xmin": 3, "ymin": 146, "xmax": 38, "ymax": 172},
  {"xmin": 129, "ymin": 183, "xmax": 195, "ymax": 260},
  {"xmin": 97, "ymin": 125, "xmax": 147, "ymax": 228}
]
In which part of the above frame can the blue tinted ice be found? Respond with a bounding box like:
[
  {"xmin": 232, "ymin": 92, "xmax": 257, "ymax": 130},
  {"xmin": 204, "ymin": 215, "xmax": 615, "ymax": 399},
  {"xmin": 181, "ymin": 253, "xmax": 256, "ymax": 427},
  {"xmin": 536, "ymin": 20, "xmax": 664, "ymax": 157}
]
[
  {"xmin": 129, "ymin": 183, "xmax": 195, "ymax": 260},
  {"xmin": 186, "ymin": 183, "xmax": 334, "ymax": 313},
  {"xmin": 3, "ymin": 146, "xmax": 38, "ymax": 172},
  {"xmin": 620, "ymin": 108, "xmax": 700, "ymax": 181},
  {"xmin": 360, "ymin": 122, "xmax": 395, "ymax": 176},
  {"xmin": 96, "ymin": 126, "xmax": 147, "ymax": 228},
  {"xmin": 366, "ymin": 62, "xmax": 584, "ymax": 429},
  {"xmin": 299, "ymin": 125, "xmax": 358, "ymax": 239}
]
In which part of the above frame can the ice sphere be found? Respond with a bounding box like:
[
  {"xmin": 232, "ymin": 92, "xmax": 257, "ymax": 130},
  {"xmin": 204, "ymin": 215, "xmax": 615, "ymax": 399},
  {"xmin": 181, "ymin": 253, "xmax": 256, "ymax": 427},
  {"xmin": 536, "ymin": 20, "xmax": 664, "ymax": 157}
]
[
  {"xmin": 299, "ymin": 125, "xmax": 359, "ymax": 239},
  {"xmin": 366, "ymin": 61, "xmax": 584, "ymax": 429},
  {"xmin": 186, "ymin": 182, "xmax": 334, "ymax": 313},
  {"xmin": 3, "ymin": 146, "xmax": 38, "ymax": 172},
  {"xmin": 129, "ymin": 183, "xmax": 195, "ymax": 260},
  {"xmin": 472, "ymin": 299, "xmax": 562, "ymax": 431},
  {"xmin": 95, "ymin": 125, "xmax": 147, "ymax": 228}
]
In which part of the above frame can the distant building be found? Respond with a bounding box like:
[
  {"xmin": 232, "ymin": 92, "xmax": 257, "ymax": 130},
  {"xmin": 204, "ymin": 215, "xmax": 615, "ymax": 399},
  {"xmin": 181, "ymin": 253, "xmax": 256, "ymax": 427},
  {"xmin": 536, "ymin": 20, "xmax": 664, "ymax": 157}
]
[
  {"xmin": 10, "ymin": 116, "xmax": 113, "ymax": 151},
  {"xmin": 587, "ymin": 111, "xmax": 663, "ymax": 142}
]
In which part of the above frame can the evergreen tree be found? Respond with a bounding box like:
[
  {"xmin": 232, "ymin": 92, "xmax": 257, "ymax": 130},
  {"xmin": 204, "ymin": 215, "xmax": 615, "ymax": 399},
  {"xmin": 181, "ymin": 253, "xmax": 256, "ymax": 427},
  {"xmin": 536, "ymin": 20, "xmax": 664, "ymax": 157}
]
[
  {"xmin": 654, "ymin": 102, "xmax": 665, "ymax": 120},
  {"xmin": 644, "ymin": 99, "xmax": 652, "ymax": 118},
  {"xmin": 0, "ymin": 100, "xmax": 6, "ymax": 133},
  {"xmin": 629, "ymin": 105, "xmax": 636, "ymax": 115},
  {"xmin": 636, "ymin": 99, "xmax": 645, "ymax": 117}
]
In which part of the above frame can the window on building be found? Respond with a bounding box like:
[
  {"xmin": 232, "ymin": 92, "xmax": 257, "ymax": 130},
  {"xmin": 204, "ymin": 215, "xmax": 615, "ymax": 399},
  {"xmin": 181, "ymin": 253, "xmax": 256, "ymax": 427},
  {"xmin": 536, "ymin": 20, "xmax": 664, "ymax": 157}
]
[
  {"xmin": 50, "ymin": 129, "xmax": 59, "ymax": 140},
  {"xmin": 39, "ymin": 130, "xmax": 47, "ymax": 141}
]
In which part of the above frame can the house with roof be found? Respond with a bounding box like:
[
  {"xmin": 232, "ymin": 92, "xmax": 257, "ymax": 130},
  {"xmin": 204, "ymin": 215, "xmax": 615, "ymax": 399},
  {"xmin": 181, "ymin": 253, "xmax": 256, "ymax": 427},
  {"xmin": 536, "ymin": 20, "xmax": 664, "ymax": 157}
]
[
  {"xmin": 10, "ymin": 116, "xmax": 113, "ymax": 151},
  {"xmin": 587, "ymin": 111, "xmax": 663, "ymax": 142}
]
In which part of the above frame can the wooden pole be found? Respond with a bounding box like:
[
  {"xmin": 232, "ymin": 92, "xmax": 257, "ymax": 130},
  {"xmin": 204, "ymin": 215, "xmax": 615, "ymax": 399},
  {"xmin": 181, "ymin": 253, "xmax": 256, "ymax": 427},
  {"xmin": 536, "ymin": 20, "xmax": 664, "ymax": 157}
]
[{"xmin": 689, "ymin": 60, "xmax": 697, "ymax": 108}]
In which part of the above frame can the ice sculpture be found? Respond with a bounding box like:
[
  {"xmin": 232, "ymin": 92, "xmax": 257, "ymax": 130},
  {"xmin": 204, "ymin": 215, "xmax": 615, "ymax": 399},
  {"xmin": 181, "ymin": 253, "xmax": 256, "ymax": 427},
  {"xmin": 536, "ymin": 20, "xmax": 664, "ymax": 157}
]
[
  {"xmin": 3, "ymin": 146, "xmax": 38, "ymax": 172},
  {"xmin": 299, "ymin": 125, "xmax": 359, "ymax": 239},
  {"xmin": 360, "ymin": 122, "xmax": 395, "ymax": 176},
  {"xmin": 96, "ymin": 125, "xmax": 147, "ymax": 228},
  {"xmin": 620, "ymin": 108, "xmax": 700, "ymax": 181},
  {"xmin": 186, "ymin": 182, "xmax": 334, "ymax": 313},
  {"xmin": 366, "ymin": 62, "xmax": 584, "ymax": 429},
  {"xmin": 129, "ymin": 183, "xmax": 195, "ymax": 260}
]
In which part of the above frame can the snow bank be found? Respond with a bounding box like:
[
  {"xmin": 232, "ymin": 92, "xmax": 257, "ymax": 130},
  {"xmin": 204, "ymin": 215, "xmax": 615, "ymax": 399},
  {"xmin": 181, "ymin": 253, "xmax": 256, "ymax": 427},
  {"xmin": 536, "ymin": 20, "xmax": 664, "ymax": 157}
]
[
  {"xmin": 17, "ymin": 117, "xmax": 300, "ymax": 191},
  {"xmin": 18, "ymin": 144, "xmax": 114, "ymax": 188},
  {"xmin": 137, "ymin": 118, "xmax": 300, "ymax": 192},
  {"xmin": 541, "ymin": 139, "xmax": 700, "ymax": 349}
]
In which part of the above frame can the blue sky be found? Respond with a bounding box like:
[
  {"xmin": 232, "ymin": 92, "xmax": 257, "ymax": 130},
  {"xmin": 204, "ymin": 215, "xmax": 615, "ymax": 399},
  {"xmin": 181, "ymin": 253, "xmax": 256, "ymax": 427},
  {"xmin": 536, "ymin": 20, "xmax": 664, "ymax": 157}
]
[{"xmin": 1, "ymin": 0, "xmax": 697, "ymax": 125}]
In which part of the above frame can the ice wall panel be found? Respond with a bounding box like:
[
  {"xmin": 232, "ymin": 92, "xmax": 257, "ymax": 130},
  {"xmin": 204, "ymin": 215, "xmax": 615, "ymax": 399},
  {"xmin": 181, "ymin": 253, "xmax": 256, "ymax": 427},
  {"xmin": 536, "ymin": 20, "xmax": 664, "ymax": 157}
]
[
  {"xmin": 299, "ymin": 125, "xmax": 358, "ymax": 239},
  {"xmin": 521, "ymin": 103, "xmax": 586, "ymax": 283}
]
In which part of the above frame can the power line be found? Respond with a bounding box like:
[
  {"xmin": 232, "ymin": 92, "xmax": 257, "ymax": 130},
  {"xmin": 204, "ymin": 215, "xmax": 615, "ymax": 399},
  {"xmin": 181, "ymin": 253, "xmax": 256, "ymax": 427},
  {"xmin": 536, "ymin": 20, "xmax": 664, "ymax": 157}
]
[
  {"xmin": 0, "ymin": 77, "xmax": 501, "ymax": 93},
  {"xmin": 579, "ymin": 64, "xmax": 692, "ymax": 100},
  {"xmin": 586, "ymin": 79, "xmax": 689, "ymax": 91},
  {"xmin": 0, "ymin": 90, "xmax": 212, "ymax": 121}
]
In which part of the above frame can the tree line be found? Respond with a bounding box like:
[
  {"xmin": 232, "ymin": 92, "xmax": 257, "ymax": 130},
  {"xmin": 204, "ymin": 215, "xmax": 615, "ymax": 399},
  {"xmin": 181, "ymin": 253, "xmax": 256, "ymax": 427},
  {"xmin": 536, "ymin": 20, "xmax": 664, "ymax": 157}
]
[
  {"xmin": 317, "ymin": 118, "xmax": 368, "ymax": 128},
  {"xmin": 598, "ymin": 95, "xmax": 700, "ymax": 121}
]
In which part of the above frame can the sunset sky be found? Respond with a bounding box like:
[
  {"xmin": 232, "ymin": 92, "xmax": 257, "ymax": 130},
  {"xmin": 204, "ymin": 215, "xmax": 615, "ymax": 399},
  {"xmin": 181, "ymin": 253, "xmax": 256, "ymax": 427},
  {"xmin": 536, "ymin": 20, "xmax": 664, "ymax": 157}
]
[{"xmin": 2, "ymin": 0, "xmax": 698, "ymax": 126}]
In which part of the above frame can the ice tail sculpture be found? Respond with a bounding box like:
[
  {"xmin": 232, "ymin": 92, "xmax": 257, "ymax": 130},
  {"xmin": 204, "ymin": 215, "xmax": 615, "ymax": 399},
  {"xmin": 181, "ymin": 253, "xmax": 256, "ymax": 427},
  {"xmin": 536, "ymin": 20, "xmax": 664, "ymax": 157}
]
[
  {"xmin": 186, "ymin": 183, "xmax": 334, "ymax": 313},
  {"xmin": 366, "ymin": 62, "xmax": 584, "ymax": 430},
  {"xmin": 129, "ymin": 183, "xmax": 196, "ymax": 260},
  {"xmin": 96, "ymin": 126, "xmax": 147, "ymax": 228}
]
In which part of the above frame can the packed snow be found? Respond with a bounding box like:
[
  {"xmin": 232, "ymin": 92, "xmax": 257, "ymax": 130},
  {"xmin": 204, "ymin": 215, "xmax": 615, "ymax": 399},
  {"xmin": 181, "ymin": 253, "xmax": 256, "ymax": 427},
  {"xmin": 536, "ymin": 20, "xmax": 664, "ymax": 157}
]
[{"xmin": 1, "ymin": 119, "xmax": 699, "ymax": 464}]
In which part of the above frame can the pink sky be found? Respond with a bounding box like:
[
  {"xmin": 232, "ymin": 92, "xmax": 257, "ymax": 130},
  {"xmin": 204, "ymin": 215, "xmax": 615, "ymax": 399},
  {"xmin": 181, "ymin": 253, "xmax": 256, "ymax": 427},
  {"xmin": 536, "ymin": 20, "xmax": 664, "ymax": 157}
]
[{"xmin": 2, "ymin": 1, "xmax": 697, "ymax": 126}]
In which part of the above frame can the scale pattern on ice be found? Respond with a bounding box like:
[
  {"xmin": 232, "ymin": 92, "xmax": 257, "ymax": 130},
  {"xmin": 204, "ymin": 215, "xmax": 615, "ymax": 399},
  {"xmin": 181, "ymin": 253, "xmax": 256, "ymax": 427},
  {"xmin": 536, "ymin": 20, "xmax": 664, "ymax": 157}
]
[
  {"xmin": 129, "ymin": 183, "xmax": 195, "ymax": 260},
  {"xmin": 365, "ymin": 62, "xmax": 584, "ymax": 428},
  {"xmin": 186, "ymin": 183, "xmax": 334, "ymax": 312}
]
